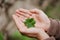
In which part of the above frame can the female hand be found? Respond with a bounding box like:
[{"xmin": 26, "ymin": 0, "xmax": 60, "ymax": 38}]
[
  {"xmin": 12, "ymin": 8, "xmax": 50, "ymax": 40},
  {"xmin": 16, "ymin": 8, "xmax": 50, "ymax": 31},
  {"xmin": 12, "ymin": 14, "xmax": 49, "ymax": 40},
  {"xmin": 29, "ymin": 9, "xmax": 50, "ymax": 31}
]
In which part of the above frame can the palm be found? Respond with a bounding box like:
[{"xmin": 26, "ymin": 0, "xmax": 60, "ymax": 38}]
[
  {"xmin": 12, "ymin": 14, "xmax": 43, "ymax": 37},
  {"xmin": 30, "ymin": 9, "xmax": 50, "ymax": 31},
  {"xmin": 13, "ymin": 8, "xmax": 50, "ymax": 38},
  {"xmin": 16, "ymin": 8, "xmax": 50, "ymax": 31}
]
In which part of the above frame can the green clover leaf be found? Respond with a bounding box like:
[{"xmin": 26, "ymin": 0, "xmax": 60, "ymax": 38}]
[{"xmin": 24, "ymin": 18, "xmax": 36, "ymax": 28}]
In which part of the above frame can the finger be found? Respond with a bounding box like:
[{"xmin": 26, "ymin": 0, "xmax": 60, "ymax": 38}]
[
  {"xmin": 30, "ymin": 9, "xmax": 45, "ymax": 22},
  {"xmin": 30, "ymin": 9, "xmax": 50, "ymax": 23},
  {"xmin": 17, "ymin": 14, "xmax": 27, "ymax": 22},
  {"xmin": 29, "ymin": 9, "xmax": 38, "ymax": 14},
  {"xmin": 16, "ymin": 10, "xmax": 30, "ymax": 18},
  {"xmin": 12, "ymin": 14, "xmax": 27, "ymax": 32},
  {"xmin": 17, "ymin": 8, "xmax": 32, "ymax": 15},
  {"xmin": 12, "ymin": 14, "xmax": 25, "ymax": 27},
  {"xmin": 29, "ymin": 8, "xmax": 41, "ymax": 14},
  {"xmin": 16, "ymin": 12, "xmax": 27, "ymax": 21}
]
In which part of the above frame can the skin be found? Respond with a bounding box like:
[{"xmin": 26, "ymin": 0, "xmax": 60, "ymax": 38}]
[{"xmin": 12, "ymin": 8, "xmax": 50, "ymax": 40}]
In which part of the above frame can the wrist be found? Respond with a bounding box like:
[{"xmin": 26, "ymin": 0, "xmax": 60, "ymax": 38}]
[
  {"xmin": 37, "ymin": 29, "xmax": 50, "ymax": 40},
  {"xmin": 45, "ymin": 18, "xmax": 51, "ymax": 31}
]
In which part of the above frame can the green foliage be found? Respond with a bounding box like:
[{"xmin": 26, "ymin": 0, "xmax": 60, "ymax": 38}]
[
  {"xmin": 24, "ymin": 18, "xmax": 36, "ymax": 28},
  {"xmin": 0, "ymin": 32, "xmax": 4, "ymax": 40},
  {"xmin": 21, "ymin": 35, "xmax": 37, "ymax": 40},
  {"xmin": 45, "ymin": 5, "xmax": 54, "ymax": 17},
  {"xmin": 10, "ymin": 30, "xmax": 37, "ymax": 40},
  {"xmin": 45, "ymin": 4, "xmax": 60, "ymax": 19},
  {"xmin": 9, "ymin": 30, "xmax": 22, "ymax": 40}
]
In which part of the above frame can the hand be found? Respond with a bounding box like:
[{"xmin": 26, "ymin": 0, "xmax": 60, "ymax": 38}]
[
  {"xmin": 29, "ymin": 9, "xmax": 50, "ymax": 31},
  {"xmin": 12, "ymin": 8, "xmax": 50, "ymax": 40},
  {"xmin": 12, "ymin": 14, "xmax": 49, "ymax": 40},
  {"xmin": 16, "ymin": 8, "xmax": 50, "ymax": 31}
]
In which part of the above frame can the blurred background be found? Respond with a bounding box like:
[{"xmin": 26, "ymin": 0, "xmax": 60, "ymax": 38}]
[{"xmin": 0, "ymin": 0, "xmax": 60, "ymax": 40}]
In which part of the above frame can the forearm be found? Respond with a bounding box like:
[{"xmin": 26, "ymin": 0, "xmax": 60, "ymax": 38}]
[
  {"xmin": 37, "ymin": 18, "xmax": 60, "ymax": 40},
  {"xmin": 43, "ymin": 37, "xmax": 55, "ymax": 40},
  {"xmin": 47, "ymin": 18, "xmax": 60, "ymax": 38},
  {"xmin": 37, "ymin": 29, "xmax": 50, "ymax": 40},
  {"xmin": 37, "ymin": 30, "xmax": 55, "ymax": 40}
]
